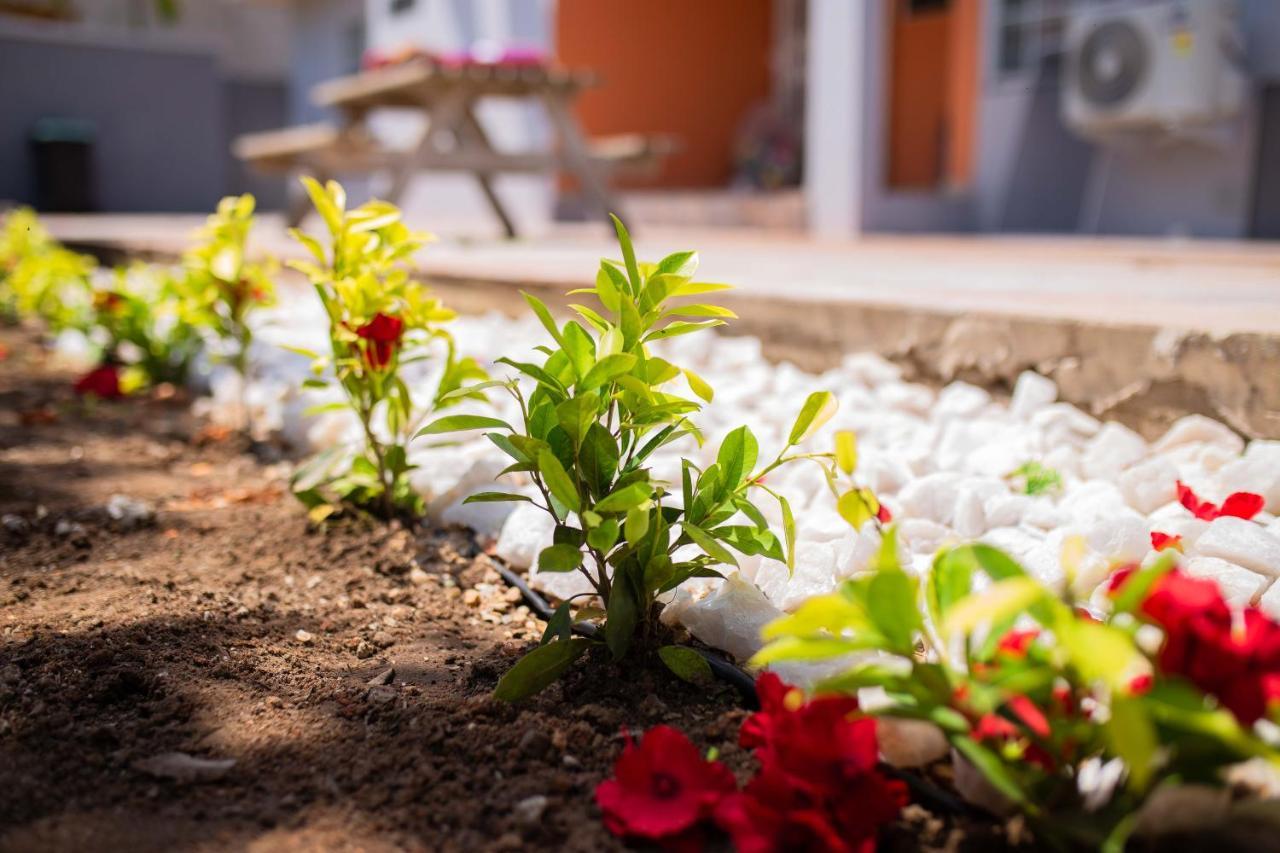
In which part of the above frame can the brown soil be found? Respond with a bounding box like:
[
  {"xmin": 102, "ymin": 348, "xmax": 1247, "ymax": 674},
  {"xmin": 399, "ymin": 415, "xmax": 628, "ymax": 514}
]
[{"xmin": 0, "ymin": 326, "xmax": 758, "ymax": 852}]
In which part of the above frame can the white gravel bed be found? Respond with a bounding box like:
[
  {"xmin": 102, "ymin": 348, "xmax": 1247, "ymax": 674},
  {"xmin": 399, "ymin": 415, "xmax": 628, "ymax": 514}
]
[{"xmin": 68, "ymin": 299, "xmax": 1279, "ymax": 675}]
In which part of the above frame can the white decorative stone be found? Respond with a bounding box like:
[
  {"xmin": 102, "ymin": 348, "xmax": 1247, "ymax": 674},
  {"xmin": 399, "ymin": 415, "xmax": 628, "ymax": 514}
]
[
  {"xmin": 1195, "ymin": 517, "xmax": 1280, "ymax": 578},
  {"xmin": 934, "ymin": 381, "xmax": 991, "ymax": 419},
  {"xmin": 897, "ymin": 472, "xmax": 963, "ymax": 525},
  {"xmin": 494, "ymin": 502, "xmax": 555, "ymax": 570},
  {"xmin": 1081, "ymin": 423, "xmax": 1147, "ymax": 481},
  {"xmin": 1117, "ymin": 457, "xmax": 1179, "ymax": 514},
  {"xmin": 1219, "ymin": 441, "xmax": 1280, "ymax": 511},
  {"xmin": 1010, "ymin": 370, "xmax": 1058, "ymax": 419},
  {"xmin": 952, "ymin": 488, "xmax": 987, "ymax": 539},
  {"xmin": 662, "ymin": 573, "xmax": 783, "ymax": 663},
  {"xmin": 1154, "ymin": 414, "xmax": 1245, "ymax": 456},
  {"xmin": 897, "ymin": 518, "xmax": 953, "ymax": 556},
  {"xmin": 1183, "ymin": 557, "xmax": 1266, "ymax": 609}
]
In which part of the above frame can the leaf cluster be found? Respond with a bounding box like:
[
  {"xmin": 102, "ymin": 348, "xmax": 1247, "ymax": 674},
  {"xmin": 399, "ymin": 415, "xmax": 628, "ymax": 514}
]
[{"xmin": 756, "ymin": 536, "xmax": 1280, "ymax": 850}]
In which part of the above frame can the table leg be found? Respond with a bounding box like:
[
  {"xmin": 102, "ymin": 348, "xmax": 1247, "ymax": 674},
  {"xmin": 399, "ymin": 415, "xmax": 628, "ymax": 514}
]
[
  {"xmin": 540, "ymin": 91, "xmax": 627, "ymax": 228},
  {"xmin": 458, "ymin": 108, "xmax": 518, "ymax": 239},
  {"xmin": 382, "ymin": 89, "xmax": 470, "ymax": 208}
]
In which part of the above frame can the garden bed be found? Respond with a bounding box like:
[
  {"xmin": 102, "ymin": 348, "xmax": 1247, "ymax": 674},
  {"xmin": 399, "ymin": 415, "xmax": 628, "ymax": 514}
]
[{"xmin": 0, "ymin": 325, "xmax": 756, "ymax": 851}]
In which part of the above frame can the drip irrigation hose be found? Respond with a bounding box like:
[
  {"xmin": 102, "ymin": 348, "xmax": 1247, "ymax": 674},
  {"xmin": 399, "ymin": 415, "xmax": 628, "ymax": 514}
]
[
  {"xmin": 490, "ymin": 559, "xmax": 976, "ymax": 818},
  {"xmin": 491, "ymin": 560, "xmax": 759, "ymax": 705}
]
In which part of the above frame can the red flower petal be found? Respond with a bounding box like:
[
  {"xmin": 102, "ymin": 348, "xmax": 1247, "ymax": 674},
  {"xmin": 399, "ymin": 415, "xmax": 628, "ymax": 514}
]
[
  {"xmin": 1177, "ymin": 480, "xmax": 1220, "ymax": 521},
  {"xmin": 73, "ymin": 365, "xmax": 122, "ymax": 399},
  {"xmin": 1220, "ymin": 492, "xmax": 1265, "ymax": 521},
  {"xmin": 1150, "ymin": 531, "xmax": 1184, "ymax": 553}
]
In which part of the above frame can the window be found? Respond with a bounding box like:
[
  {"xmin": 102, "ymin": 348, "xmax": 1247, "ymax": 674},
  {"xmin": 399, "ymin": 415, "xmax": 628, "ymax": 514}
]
[{"xmin": 995, "ymin": 0, "xmax": 1072, "ymax": 76}]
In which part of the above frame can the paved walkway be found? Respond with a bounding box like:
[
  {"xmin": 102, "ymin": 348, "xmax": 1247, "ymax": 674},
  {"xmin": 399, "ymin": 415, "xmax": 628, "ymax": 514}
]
[{"xmin": 43, "ymin": 213, "xmax": 1280, "ymax": 335}]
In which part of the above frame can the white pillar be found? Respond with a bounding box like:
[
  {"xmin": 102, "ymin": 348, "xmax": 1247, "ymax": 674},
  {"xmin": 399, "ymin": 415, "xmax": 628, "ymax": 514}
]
[{"xmin": 805, "ymin": 0, "xmax": 867, "ymax": 238}]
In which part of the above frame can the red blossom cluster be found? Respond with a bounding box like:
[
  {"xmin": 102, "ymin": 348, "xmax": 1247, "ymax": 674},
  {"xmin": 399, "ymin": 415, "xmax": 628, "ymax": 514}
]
[
  {"xmin": 1111, "ymin": 567, "xmax": 1280, "ymax": 725},
  {"xmin": 1176, "ymin": 480, "xmax": 1264, "ymax": 522},
  {"xmin": 354, "ymin": 312, "xmax": 405, "ymax": 370},
  {"xmin": 73, "ymin": 364, "xmax": 122, "ymax": 399},
  {"xmin": 595, "ymin": 673, "xmax": 906, "ymax": 853}
]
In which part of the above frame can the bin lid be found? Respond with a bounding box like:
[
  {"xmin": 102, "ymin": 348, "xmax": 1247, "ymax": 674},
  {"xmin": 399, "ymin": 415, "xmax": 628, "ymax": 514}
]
[{"xmin": 30, "ymin": 117, "xmax": 96, "ymax": 143}]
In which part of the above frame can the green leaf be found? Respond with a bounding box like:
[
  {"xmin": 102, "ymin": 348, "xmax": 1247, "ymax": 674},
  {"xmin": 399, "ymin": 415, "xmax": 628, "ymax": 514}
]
[
  {"xmin": 279, "ymin": 343, "xmax": 322, "ymax": 360},
  {"xmin": 835, "ymin": 430, "xmax": 858, "ymax": 475},
  {"xmin": 951, "ymin": 736, "xmax": 1029, "ymax": 807},
  {"xmin": 604, "ymin": 567, "xmax": 638, "ymax": 660},
  {"xmin": 555, "ymin": 392, "xmax": 599, "ymax": 447},
  {"xmin": 716, "ymin": 425, "xmax": 759, "ymax": 489},
  {"xmin": 580, "ymin": 423, "xmax": 619, "ymax": 496},
  {"xmin": 493, "ymin": 638, "xmax": 592, "ymax": 701},
  {"xmin": 837, "ymin": 488, "xmax": 877, "ymax": 529},
  {"xmin": 683, "ymin": 368, "xmax": 714, "ymax": 403},
  {"xmin": 1107, "ymin": 696, "xmax": 1157, "ymax": 792},
  {"xmin": 561, "ymin": 321, "xmax": 596, "ymax": 380},
  {"xmin": 586, "ymin": 517, "xmax": 620, "ymax": 551},
  {"xmin": 416, "ymin": 414, "xmax": 512, "ymax": 437},
  {"xmin": 537, "ymin": 543, "xmax": 584, "ymax": 573},
  {"xmin": 579, "ymin": 353, "xmax": 636, "ymax": 391},
  {"xmin": 1060, "ymin": 618, "xmax": 1145, "ymax": 691},
  {"xmin": 867, "ymin": 568, "xmax": 921, "ymax": 654},
  {"xmin": 537, "ymin": 449, "xmax": 581, "ymax": 513},
  {"xmin": 594, "ymin": 482, "xmax": 653, "ymax": 514},
  {"xmin": 682, "ymin": 523, "xmax": 739, "ymax": 568},
  {"xmin": 928, "ymin": 547, "xmax": 975, "ymax": 627},
  {"xmin": 540, "ymin": 600, "xmax": 573, "ymax": 645},
  {"xmin": 643, "ymin": 319, "xmax": 724, "ymax": 342},
  {"xmin": 625, "ymin": 506, "xmax": 650, "ymax": 543},
  {"xmin": 521, "ymin": 291, "xmax": 565, "ymax": 349},
  {"xmin": 594, "ymin": 266, "xmax": 622, "ymax": 312},
  {"xmin": 778, "ymin": 493, "xmax": 796, "ymax": 572},
  {"xmin": 609, "ymin": 214, "xmax": 642, "ymax": 296},
  {"xmin": 656, "ymin": 250, "xmax": 698, "ymax": 278},
  {"xmin": 788, "ymin": 390, "xmax": 838, "ymax": 446},
  {"xmin": 658, "ymin": 646, "xmax": 714, "ymax": 685},
  {"xmin": 462, "ymin": 492, "xmax": 533, "ymax": 504},
  {"xmin": 942, "ymin": 576, "xmax": 1045, "ymax": 638}
]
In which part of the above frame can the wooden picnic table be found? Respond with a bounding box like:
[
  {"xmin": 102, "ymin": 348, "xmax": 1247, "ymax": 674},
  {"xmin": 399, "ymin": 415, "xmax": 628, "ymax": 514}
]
[{"xmin": 234, "ymin": 59, "xmax": 674, "ymax": 237}]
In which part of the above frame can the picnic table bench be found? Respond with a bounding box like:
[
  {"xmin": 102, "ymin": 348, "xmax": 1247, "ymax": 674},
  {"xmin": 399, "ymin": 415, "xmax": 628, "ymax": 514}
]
[{"xmin": 234, "ymin": 58, "xmax": 676, "ymax": 236}]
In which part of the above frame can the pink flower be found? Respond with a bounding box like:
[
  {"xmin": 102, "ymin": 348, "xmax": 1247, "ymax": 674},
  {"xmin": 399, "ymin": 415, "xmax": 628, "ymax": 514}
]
[{"xmin": 595, "ymin": 725, "xmax": 736, "ymax": 844}]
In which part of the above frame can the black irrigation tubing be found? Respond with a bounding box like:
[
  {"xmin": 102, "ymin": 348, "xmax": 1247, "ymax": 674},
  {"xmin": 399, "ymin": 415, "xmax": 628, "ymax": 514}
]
[
  {"xmin": 490, "ymin": 558, "xmax": 978, "ymax": 819},
  {"xmin": 491, "ymin": 560, "xmax": 759, "ymax": 705}
]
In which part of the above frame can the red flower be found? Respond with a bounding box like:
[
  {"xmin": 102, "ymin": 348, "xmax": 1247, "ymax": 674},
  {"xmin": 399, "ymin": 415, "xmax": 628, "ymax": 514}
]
[
  {"xmin": 355, "ymin": 312, "xmax": 405, "ymax": 369},
  {"xmin": 74, "ymin": 364, "xmax": 122, "ymax": 399},
  {"xmin": 1129, "ymin": 674, "xmax": 1154, "ymax": 695},
  {"xmin": 876, "ymin": 503, "xmax": 892, "ymax": 524},
  {"xmin": 716, "ymin": 766, "xmax": 906, "ymax": 853},
  {"xmin": 1150, "ymin": 531, "xmax": 1184, "ymax": 553},
  {"xmin": 995, "ymin": 628, "xmax": 1040, "ymax": 659},
  {"xmin": 595, "ymin": 725, "xmax": 736, "ymax": 844},
  {"xmin": 1177, "ymin": 480, "xmax": 1264, "ymax": 521}
]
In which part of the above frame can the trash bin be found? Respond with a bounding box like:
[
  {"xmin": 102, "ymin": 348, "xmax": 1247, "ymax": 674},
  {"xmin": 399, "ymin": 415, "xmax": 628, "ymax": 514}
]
[{"xmin": 29, "ymin": 117, "xmax": 96, "ymax": 213}]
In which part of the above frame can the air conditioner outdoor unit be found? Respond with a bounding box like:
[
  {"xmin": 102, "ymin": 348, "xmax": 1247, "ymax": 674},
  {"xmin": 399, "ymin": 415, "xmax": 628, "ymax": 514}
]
[{"xmin": 1062, "ymin": 0, "xmax": 1247, "ymax": 138}]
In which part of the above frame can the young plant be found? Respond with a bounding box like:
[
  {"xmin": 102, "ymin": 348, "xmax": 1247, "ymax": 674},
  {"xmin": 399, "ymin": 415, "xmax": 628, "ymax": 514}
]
[
  {"xmin": 1007, "ymin": 460, "xmax": 1064, "ymax": 496},
  {"xmin": 0, "ymin": 207, "xmax": 94, "ymax": 330},
  {"xmin": 88, "ymin": 264, "xmax": 205, "ymax": 391},
  {"xmin": 286, "ymin": 178, "xmax": 486, "ymax": 520},
  {"xmin": 755, "ymin": 535, "xmax": 1280, "ymax": 850},
  {"xmin": 182, "ymin": 193, "xmax": 276, "ymax": 424},
  {"xmin": 419, "ymin": 216, "xmax": 836, "ymax": 699}
]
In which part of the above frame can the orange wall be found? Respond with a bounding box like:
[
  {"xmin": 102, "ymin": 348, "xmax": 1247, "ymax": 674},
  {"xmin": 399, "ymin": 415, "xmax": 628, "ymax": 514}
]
[
  {"xmin": 887, "ymin": 0, "xmax": 979, "ymax": 189},
  {"xmin": 555, "ymin": 0, "xmax": 773, "ymax": 188}
]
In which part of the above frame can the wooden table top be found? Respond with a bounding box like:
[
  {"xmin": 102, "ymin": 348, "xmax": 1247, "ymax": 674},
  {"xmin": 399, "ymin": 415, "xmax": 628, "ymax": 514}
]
[{"xmin": 312, "ymin": 60, "xmax": 597, "ymax": 110}]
